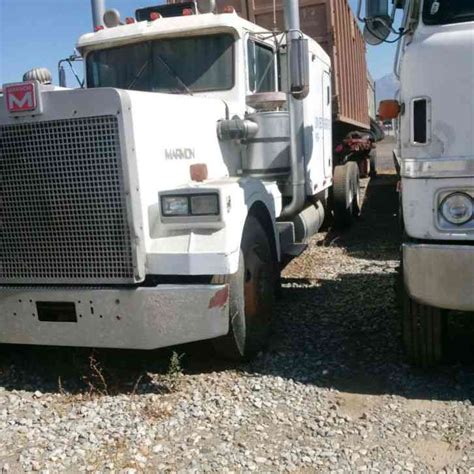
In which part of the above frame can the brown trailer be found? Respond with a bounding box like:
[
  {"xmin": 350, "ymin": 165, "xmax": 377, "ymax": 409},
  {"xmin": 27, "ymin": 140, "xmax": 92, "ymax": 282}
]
[{"xmin": 216, "ymin": 0, "xmax": 371, "ymax": 136}]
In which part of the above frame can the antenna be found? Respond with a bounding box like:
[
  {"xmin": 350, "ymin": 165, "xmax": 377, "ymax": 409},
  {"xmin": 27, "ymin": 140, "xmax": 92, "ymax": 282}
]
[{"xmin": 272, "ymin": 0, "xmax": 277, "ymax": 31}]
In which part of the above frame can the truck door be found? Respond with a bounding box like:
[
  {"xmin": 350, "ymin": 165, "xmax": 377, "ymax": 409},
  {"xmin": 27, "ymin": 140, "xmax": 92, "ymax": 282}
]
[{"xmin": 322, "ymin": 71, "xmax": 332, "ymax": 178}]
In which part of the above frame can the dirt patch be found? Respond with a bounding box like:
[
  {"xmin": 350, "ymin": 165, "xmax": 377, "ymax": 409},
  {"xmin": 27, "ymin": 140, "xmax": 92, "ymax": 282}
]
[
  {"xmin": 412, "ymin": 439, "xmax": 462, "ymax": 470},
  {"xmin": 403, "ymin": 399, "xmax": 449, "ymax": 413},
  {"xmin": 335, "ymin": 392, "xmax": 382, "ymax": 420}
]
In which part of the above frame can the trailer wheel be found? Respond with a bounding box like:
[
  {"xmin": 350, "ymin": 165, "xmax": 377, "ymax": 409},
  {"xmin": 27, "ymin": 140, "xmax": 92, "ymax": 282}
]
[
  {"xmin": 333, "ymin": 161, "xmax": 360, "ymax": 228},
  {"xmin": 212, "ymin": 215, "xmax": 275, "ymax": 361},
  {"xmin": 369, "ymin": 150, "xmax": 377, "ymax": 178},
  {"xmin": 402, "ymin": 288, "xmax": 445, "ymax": 368}
]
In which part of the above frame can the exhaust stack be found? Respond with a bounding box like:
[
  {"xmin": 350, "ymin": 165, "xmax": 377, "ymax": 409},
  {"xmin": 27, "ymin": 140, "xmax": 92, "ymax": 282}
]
[
  {"xmin": 280, "ymin": 0, "xmax": 306, "ymax": 218},
  {"xmin": 91, "ymin": 0, "xmax": 106, "ymax": 29}
]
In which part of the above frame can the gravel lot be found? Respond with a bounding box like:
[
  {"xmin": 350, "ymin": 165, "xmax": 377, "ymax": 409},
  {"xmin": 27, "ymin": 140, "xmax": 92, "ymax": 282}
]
[{"xmin": 1, "ymin": 138, "xmax": 473, "ymax": 472}]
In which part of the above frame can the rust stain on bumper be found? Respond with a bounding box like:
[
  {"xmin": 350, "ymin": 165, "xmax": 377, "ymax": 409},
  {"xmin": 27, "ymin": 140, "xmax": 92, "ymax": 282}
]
[{"xmin": 208, "ymin": 286, "xmax": 229, "ymax": 309}]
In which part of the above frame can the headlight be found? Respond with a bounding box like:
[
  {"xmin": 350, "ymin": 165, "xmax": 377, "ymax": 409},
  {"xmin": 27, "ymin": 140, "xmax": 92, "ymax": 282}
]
[
  {"xmin": 190, "ymin": 194, "xmax": 219, "ymax": 215},
  {"xmin": 161, "ymin": 193, "xmax": 219, "ymax": 217},
  {"xmin": 440, "ymin": 192, "xmax": 473, "ymax": 225},
  {"xmin": 161, "ymin": 196, "xmax": 189, "ymax": 216}
]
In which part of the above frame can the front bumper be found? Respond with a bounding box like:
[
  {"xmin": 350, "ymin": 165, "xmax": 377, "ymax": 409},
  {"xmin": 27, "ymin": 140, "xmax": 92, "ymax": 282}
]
[
  {"xmin": 0, "ymin": 284, "xmax": 229, "ymax": 349},
  {"xmin": 403, "ymin": 243, "xmax": 474, "ymax": 311}
]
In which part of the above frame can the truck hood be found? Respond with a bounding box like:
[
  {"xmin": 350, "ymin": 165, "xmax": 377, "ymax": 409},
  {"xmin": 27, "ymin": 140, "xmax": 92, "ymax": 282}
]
[{"xmin": 0, "ymin": 87, "xmax": 234, "ymax": 275}]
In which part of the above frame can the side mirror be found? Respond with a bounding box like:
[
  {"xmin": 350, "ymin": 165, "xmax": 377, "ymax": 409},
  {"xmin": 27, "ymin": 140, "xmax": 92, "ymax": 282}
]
[
  {"xmin": 362, "ymin": 0, "xmax": 393, "ymax": 45},
  {"xmin": 289, "ymin": 38, "xmax": 309, "ymax": 100},
  {"xmin": 379, "ymin": 99, "xmax": 401, "ymax": 120}
]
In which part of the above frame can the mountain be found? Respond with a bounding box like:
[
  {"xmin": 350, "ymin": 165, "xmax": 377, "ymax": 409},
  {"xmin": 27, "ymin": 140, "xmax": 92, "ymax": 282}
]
[{"xmin": 376, "ymin": 73, "xmax": 399, "ymax": 101}]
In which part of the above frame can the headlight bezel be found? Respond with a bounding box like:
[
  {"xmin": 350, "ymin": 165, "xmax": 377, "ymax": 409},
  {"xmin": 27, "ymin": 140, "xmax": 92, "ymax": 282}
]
[
  {"xmin": 160, "ymin": 192, "xmax": 220, "ymax": 219},
  {"xmin": 439, "ymin": 191, "xmax": 474, "ymax": 226}
]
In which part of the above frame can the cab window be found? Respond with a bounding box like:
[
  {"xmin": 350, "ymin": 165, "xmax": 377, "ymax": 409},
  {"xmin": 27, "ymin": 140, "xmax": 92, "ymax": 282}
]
[{"xmin": 247, "ymin": 40, "xmax": 276, "ymax": 93}]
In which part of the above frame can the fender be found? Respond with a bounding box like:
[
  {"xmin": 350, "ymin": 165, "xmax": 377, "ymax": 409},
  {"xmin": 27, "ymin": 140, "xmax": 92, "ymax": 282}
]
[
  {"xmin": 233, "ymin": 176, "xmax": 282, "ymax": 266},
  {"xmin": 145, "ymin": 177, "xmax": 282, "ymax": 276}
]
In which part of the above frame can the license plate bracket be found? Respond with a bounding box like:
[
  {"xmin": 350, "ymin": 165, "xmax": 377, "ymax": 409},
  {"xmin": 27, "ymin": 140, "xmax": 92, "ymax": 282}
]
[{"xmin": 36, "ymin": 301, "xmax": 77, "ymax": 323}]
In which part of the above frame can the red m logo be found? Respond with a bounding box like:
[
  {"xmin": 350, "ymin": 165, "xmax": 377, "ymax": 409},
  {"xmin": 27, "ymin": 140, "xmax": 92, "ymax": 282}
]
[{"xmin": 5, "ymin": 83, "xmax": 36, "ymax": 113}]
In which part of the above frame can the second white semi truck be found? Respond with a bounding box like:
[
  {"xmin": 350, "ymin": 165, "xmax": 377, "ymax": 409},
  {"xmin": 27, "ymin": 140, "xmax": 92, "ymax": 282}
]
[{"xmin": 359, "ymin": 0, "xmax": 474, "ymax": 366}]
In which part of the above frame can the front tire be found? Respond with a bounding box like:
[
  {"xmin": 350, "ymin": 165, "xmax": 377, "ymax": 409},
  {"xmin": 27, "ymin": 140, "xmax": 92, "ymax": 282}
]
[
  {"xmin": 402, "ymin": 289, "xmax": 445, "ymax": 368},
  {"xmin": 212, "ymin": 215, "xmax": 276, "ymax": 361}
]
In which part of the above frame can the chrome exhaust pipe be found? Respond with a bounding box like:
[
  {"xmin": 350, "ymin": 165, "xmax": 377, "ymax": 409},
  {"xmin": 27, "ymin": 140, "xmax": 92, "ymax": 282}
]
[
  {"xmin": 280, "ymin": 0, "xmax": 306, "ymax": 218},
  {"xmin": 91, "ymin": 0, "xmax": 106, "ymax": 29}
]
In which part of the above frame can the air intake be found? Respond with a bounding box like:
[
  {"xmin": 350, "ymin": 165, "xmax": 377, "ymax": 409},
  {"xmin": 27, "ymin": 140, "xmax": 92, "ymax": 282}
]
[{"xmin": 0, "ymin": 115, "xmax": 136, "ymax": 284}]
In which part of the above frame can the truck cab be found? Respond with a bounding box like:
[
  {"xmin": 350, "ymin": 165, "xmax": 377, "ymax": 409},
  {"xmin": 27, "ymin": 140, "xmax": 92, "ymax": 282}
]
[
  {"xmin": 0, "ymin": 1, "xmax": 340, "ymax": 359},
  {"xmin": 362, "ymin": 0, "xmax": 474, "ymax": 366}
]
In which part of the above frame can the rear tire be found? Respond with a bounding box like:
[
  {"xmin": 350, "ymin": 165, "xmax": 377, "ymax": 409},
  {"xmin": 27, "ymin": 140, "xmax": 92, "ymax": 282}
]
[
  {"xmin": 333, "ymin": 161, "xmax": 360, "ymax": 228},
  {"xmin": 212, "ymin": 215, "xmax": 276, "ymax": 361},
  {"xmin": 402, "ymin": 288, "xmax": 445, "ymax": 368},
  {"xmin": 369, "ymin": 150, "xmax": 377, "ymax": 178}
]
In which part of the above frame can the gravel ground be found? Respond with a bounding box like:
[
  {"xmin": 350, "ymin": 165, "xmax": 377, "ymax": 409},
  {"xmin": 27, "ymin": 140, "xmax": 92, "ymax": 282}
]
[{"xmin": 1, "ymin": 138, "xmax": 473, "ymax": 472}]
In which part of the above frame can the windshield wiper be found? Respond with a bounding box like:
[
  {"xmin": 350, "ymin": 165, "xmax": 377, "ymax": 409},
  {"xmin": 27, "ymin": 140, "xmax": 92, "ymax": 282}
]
[
  {"xmin": 155, "ymin": 53, "xmax": 193, "ymax": 95},
  {"xmin": 126, "ymin": 59, "xmax": 150, "ymax": 90},
  {"xmin": 124, "ymin": 53, "xmax": 193, "ymax": 94}
]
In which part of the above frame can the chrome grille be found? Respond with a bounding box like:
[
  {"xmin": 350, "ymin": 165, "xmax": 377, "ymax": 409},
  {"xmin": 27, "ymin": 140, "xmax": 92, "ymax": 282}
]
[{"xmin": 0, "ymin": 116, "xmax": 135, "ymax": 283}]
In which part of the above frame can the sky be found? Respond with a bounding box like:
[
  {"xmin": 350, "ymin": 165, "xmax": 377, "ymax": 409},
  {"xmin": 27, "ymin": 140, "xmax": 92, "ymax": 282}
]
[{"xmin": 0, "ymin": 0, "xmax": 401, "ymax": 86}]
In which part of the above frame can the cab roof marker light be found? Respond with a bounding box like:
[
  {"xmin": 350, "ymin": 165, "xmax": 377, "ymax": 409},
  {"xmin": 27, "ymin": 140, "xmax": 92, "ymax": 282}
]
[
  {"xmin": 182, "ymin": 8, "xmax": 194, "ymax": 15},
  {"xmin": 150, "ymin": 11, "xmax": 161, "ymax": 20},
  {"xmin": 125, "ymin": 17, "xmax": 136, "ymax": 24},
  {"xmin": 223, "ymin": 6, "xmax": 235, "ymax": 13},
  {"xmin": 94, "ymin": 25, "xmax": 105, "ymax": 31}
]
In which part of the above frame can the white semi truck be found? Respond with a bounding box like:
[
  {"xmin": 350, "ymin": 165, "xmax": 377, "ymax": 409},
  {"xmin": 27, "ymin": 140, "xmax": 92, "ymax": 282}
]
[
  {"xmin": 0, "ymin": 0, "xmax": 363, "ymax": 359},
  {"xmin": 359, "ymin": 0, "xmax": 474, "ymax": 366}
]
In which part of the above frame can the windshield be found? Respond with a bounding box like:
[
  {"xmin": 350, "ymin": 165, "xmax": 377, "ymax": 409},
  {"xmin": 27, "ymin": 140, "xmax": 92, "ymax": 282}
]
[
  {"xmin": 423, "ymin": 0, "xmax": 474, "ymax": 25},
  {"xmin": 86, "ymin": 34, "xmax": 234, "ymax": 93}
]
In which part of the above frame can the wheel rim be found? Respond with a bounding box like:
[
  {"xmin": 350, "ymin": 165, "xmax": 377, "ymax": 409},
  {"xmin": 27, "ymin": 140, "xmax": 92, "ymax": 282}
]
[{"xmin": 244, "ymin": 244, "xmax": 273, "ymax": 330}]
